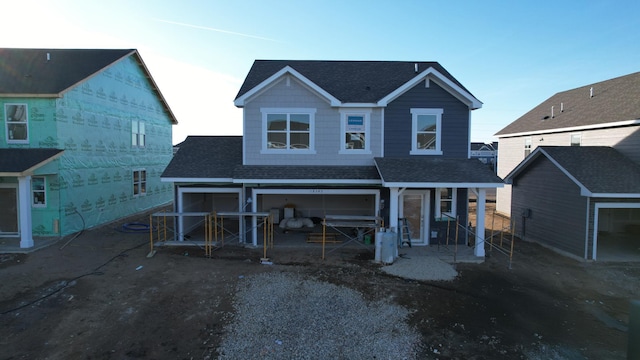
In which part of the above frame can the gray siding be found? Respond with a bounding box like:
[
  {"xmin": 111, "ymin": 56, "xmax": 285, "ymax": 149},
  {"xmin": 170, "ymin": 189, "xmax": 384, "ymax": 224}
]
[
  {"xmin": 242, "ymin": 75, "xmax": 383, "ymax": 166},
  {"xmin": 511, "ymin": 156, "xmax": 587, "ymax": 258},
  {"xmin": 384, "ymin": 79, "xmax": 470, "ymax": 158}
]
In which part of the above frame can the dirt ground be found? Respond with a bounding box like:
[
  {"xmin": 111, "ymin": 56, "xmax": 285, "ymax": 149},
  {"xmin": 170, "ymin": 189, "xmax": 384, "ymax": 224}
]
[{"xmin": 0, "ymin": 208, "xmax": 638, "ymax": 360}]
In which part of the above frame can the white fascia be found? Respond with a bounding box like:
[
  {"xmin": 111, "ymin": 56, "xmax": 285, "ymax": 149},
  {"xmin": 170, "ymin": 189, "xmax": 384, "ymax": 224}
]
[
  {"xmin": 495, "ymin": 119, "xmax": 640, "ymax": 138},
  {"xmin": 377, "ymin": 67, "xmax": 482, "ymax": 109},
  {"xmin": 382, "ymin": 182, "xmax": 504, "ymax": 188},
  {"xmin": 234, "ymin": 179, "xmax": 382, "ymax": 185},
  {"xmin": 234, "ymin": 66, "xmax": 341, "ymax": 107},
  {"xmin": 161, "ymin": 177, "xmax": 234, "ymax": 183}
]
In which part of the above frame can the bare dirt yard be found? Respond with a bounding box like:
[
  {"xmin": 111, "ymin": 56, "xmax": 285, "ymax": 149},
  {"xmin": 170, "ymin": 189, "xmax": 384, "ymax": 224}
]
[{"xmin": 1, "ymin": 209, "xmax": 638, "ymax": 359}]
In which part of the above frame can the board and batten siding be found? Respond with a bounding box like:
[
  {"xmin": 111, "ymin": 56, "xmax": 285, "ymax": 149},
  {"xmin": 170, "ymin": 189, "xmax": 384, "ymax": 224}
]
[
  {"xmin": 242, "ymin": 75, "xmax": 382, "ymax": 166},
  {"xmin": 511, "ymin": 156, "xmax": 587, "ymax": 258},
  {"xmin": 384, "ymin": 79, "xmax": 470, "ymax": 158}
]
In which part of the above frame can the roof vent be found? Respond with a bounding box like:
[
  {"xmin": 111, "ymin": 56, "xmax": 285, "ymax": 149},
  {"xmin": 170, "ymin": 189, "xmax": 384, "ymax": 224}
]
[
  {"xmin": 590, "ymin": 87, "xmax": 593, "ymax": 98},
  {"xmin": 46, "ymin": 52, "xmax": 50, "ymax": 61},
  {"xmin": 551, "ymin": 106, "xmax": 554, "ymax": 118},
  {"xmin": 414, "ymin": 63, "xmax": 418, "ymax": 73},
  {"xmin": 561, "ymin": 102, "xmax": 564, "ymax": 112}
]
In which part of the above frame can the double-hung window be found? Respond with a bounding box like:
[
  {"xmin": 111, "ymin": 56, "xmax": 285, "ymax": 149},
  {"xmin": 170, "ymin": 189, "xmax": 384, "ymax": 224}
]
[
  {"xmin": 132, "ymin": 120, "xmax": 146, "ymax": 147},
  {"xmin": 5, "ymin": 104, "xmax": 29, "ymax": 144},
  {"xmin": 340, "ymin": 111, "xmax": 371, "ymax": 153},
  {"xmin": 410, "ymin": 108, "xmax": 443, "ymax": 155},
  {"xmin": 133, "ymin": 170, "xmax": 146, "ymax": 196},
  {"xmin": 436, "ymin": 187, "xmax": 456, "ymax": 219},
  {"xmin": 262, "ymin": 108, "xmax": 315, "ymax": 153},
  {"xmin": 32, "ymin": 177, "xmax": 46, "ymax": 207}
]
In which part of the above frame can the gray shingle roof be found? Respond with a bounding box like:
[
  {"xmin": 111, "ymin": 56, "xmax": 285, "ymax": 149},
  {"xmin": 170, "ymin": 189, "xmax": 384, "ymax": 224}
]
[
  {"xmin": 161, "ymin": 136, "xmax": 243, "ymax": 180},
  {"xmin": 0, "ymin": 149, "xmax": 64, "ymax": 174},
  {"xmin": 495, "ymin": 71, "xmax": 640, "ymax": 136},
  {"xmin": 515, "ymin": 146, "xmax": 640, "ymax": 194},
  {"xmin": 235, "ymin": 60, "xmax": 475, "ymax": 104},
  {"xmin": 0, "ymin": 48, "xmax": 134, "ymax": 94},
  {"xmin": 234, "ymin": 165, "xmax": 380, "ymax": 181},
  {"xmin": 374, "ymin": 157, "xmax": 503, "ymax": 185},
  {"xmin": 0, "ymin": 48, "xmax": 178, "ymax": 124}
]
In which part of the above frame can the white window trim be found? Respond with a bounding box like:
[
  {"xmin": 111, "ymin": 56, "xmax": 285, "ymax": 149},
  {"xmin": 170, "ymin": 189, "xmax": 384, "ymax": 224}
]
[
  {"xmin": 339, "ymin": 110, "xmax": 371, "ymax": 154},
  {"xmin": 5, "ymin": 103, "xmax": 29, "ymax": 144},
  {"xmin": 435, "ymin": 187, "xmax": 457, "ymax": 218},
  {"xmin": 410, "ymin": 108, "xmax": 443, "ymax": 155},
  {"xmin": 133, "ymin": 169, "xmax": 147, "ymax": 197},
  {"xmin": 524, "ymin": 137, "xmax": 532, "ymax": 156},
  {"xmin": 261, "ymin": 107, "xmax": 316, "ymax": 154},
  {"xmin": 132, "ymin": 120, "xmax": 146, "ymax": 148},
  {"xmin": 32, "ymin": 176, "xmax": 46, "ymax": 208}
]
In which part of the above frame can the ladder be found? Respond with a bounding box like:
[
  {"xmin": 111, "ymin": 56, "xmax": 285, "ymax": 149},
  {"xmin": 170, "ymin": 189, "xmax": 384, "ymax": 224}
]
[{"xmin": 399, "ymin": 218, "xmax": 412, "ymax": 248}]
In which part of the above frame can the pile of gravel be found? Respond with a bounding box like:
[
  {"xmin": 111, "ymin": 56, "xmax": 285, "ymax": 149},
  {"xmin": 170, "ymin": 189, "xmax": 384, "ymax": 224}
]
[{"xmin": 216, "ymin": 271, "xmax": 421, "ymax": 359}]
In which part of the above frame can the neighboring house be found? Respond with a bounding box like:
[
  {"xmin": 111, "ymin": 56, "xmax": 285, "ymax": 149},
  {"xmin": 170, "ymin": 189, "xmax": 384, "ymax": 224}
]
[
  {"xmin": 0, "ymin": 48, "xmax": 177, "ymax": 249},
  {"xmin": 495, "ymin": 71, "xmax": 640, "ymax": 260},
  {"xmin": 470, "ymin": 142, "xmax": 497, "ymax": 170},
  {"xmin": 162, "ymin": 60, "xmax": 502, "ymax": 257}
]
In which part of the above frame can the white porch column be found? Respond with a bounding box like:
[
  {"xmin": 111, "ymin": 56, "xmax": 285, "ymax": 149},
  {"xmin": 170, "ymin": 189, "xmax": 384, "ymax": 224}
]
[
  {"xmin": 389, "ymin": 187, "xmax": 399, "ymax": 232},
  {"xmin": 18, "ymin": 176, "xmax": 33, "ymax": 248},
  {"xmin": 474, "ymin": 188, "xmax": 486, "ymax": 257}
]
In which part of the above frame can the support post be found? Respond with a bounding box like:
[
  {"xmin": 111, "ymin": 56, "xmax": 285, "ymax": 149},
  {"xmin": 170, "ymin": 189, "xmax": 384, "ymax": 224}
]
[
  {"xmin": 389, "ymin": 187, "xmax": 400, "ymax": 232},
  {"xmin": 18, "ymin": 176, "xmax": 33, "ymax": 248},
  {"xmin": 474, "ymin": 188, "xmax": 486, "ymax": 257}
]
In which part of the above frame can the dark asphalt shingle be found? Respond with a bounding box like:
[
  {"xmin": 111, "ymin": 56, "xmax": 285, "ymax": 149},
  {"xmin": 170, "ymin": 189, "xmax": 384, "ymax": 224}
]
[
  {"xmin": 374, "ymin": 157, "xmax": 503, "ymax": 184},
  {"xmin": 495, "ymin": 71, "xmax": 640, "ymax": 136},
  {"xmin": 161, "ymin": 136, "xmax": 243, "ymax": 179},
  {"xmin": 234, "ymin": 165, "xmax": 380, "ymax": 181},
  {"xmin": 0, "ymin": 149, "xmax": 64, "ymax": 173},
  {"xmin": 537, "ymin": 146, "xmax": 640, "ymax": 194},
  {"xmin": 235, "ymin": 60, "xmax": 477, "ymax": 104}
]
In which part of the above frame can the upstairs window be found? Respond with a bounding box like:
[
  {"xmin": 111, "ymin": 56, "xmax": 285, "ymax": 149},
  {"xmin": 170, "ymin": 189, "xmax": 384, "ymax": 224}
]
[
  {"xmin": 262, "ymin": 108, "xmax": 315, "ymax": 153},
  {"xmin": 133, "ymin": 170, "xmax": 146, "ymax": 196},
  {"xmin": 571, "ymin": 133, "xmax": 581, "ymax": 146},
  {"xmin": 524, "ymin": 137, "xmax": 532, "ymax": 156},
  {"xmin": 340, "ymin": 111, "xmax": 371, "ymax": 153},
  {"xmin": 132, "ymin": 120, "xmax": 146, "ymax": 147},
  {"xmin": 5, "ymin": 104, "xmax": 29, "ymax": 143},
  {"xmin": 410, "ymin": 108, "xmax": 443, "ymax": 155},
  {"xmin": 32, "ymin": 176, "xmax": 46, "ymax": 207},
  {"xmin": 436, "ymin": 187, "xmax": 456, "ymax": 218}
]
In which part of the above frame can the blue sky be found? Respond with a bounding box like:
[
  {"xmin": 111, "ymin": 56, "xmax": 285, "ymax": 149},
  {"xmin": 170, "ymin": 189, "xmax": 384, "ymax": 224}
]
[{"xmin": 3, "ymin": 0, "xmax": 639, "ymax": 144}]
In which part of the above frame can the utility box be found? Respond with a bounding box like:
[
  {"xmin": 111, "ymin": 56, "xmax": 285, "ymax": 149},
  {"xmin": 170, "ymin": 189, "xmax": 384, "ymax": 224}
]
[{"xmin": 270, "ymin": 208, "xmax": 281, "ymax": 224}]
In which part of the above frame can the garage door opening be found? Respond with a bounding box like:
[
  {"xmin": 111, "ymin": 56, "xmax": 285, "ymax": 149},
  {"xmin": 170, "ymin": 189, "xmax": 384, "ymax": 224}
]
[{"xmin": 594, "ymin": 205, "xmax": 640, "ymax": 261}]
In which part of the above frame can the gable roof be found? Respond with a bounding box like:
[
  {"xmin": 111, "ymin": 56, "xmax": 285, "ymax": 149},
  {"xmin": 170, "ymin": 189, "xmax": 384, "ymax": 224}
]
[
  {"xmin": 161, "ymin": 136, "xmax": 243, "ymax": 181},
  {"xmin": 495, "ymin": 71, "xmax": 640, "ymax": 137},
  {"xmin": 234, "ymin": 60, "xmax": 481, "ymax": 109},
  {"xmin": 504, "ymin": 146, "xmax": 640, "ymax": 197},
  {"xmin": 0, "ymin": 48, "xmax": 178, "ymax": 124},
  {"xmin": 0, "ymin": 148, "xmax": 64, "ymax": 176},
  {"xmin": 374, "ymin": 157, "xmax": 503, "ymax": 188}
]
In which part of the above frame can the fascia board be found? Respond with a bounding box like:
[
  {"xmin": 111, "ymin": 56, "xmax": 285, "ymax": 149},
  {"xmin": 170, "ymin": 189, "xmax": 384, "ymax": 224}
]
[
  {"xmin": 233, "ymin": 178, "xmax": 382, "ymax": 185},
  {"xmin": 495, "ymin": 119, "xmax": 640, "ymax": 138},
  {"xmin": 234, "ymin": 65, "xmax": 341, "ymax": 107},
  {"xmin": 377, "ymin": 67, "xmax": 483, "ymax": 109},
  {"xmin": 160, "ymin": 177, "xmax": 234, "ymax": 183},
  {"xmin": 589, "ymin": 193, "xmax": 640, "ymax": 198},
  {"xmin": 382, "ymin": 182, "xmax": 504, "ymax": 188}
]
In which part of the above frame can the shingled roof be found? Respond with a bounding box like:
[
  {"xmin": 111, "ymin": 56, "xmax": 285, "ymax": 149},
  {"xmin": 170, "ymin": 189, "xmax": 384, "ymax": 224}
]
[
  {"xmin": 235, "ymin": 60, "xmax": 479, "ymax": 105},
  {"xmin": 0, "ymin": 48, "xmax": 178, "ymax": 124},
  {"xmin": 161, "ymin": 136, "xmax": 243, "ymax": 180},
  {"xmin": 0, "ymin": 149, "xmax": 64, "ymax": 176},
  {"xmin": 495, "ymin": 71, "xmax": 640, "ymax": 136},
  {"xmin": 505, "ymin": 146, "xmax": 640, "ymax": 196},
  {"xmin": 234, "ymin": 165, "xmax": 380, "ymax": 183},
  {"xmin": 374, "ymin": 157, "xmax": 503, "ymax": 187}
]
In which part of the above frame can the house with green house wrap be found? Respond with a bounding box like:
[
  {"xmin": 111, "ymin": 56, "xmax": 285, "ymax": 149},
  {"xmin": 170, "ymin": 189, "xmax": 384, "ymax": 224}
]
[{"xmin": 0, "ymin": 48, "xmax": 177, "ymax": 249}]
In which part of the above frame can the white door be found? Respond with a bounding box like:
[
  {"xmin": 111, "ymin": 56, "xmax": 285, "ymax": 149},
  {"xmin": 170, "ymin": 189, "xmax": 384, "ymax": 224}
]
[
  {"xmin": 0, "ymin": 185, "xmax": 19, "ymax": 235},
  {"xmin": 400, "ymin": 191, "xmax": 430, "ymax": 245}
]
